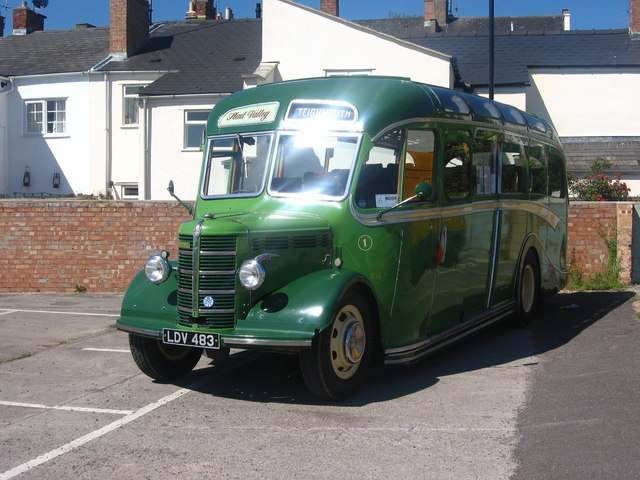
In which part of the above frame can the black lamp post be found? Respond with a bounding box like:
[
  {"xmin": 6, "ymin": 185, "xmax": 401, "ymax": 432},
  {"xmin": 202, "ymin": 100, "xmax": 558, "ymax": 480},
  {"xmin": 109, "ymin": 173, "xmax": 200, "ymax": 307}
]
[{"xmin": 489, "ymin": 0, "xmax": 495, "ymax": 99}]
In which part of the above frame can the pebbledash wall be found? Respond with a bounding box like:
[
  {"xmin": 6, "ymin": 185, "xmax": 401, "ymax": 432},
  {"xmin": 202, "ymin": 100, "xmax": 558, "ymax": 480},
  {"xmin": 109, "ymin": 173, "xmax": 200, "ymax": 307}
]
[{"xmin": 0, "ymin": 200, "xmax": 636, "ymax": 293}]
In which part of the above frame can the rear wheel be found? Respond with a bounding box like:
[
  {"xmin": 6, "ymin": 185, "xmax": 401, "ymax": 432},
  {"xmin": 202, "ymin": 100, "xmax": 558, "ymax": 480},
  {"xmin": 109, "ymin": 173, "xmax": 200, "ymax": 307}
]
[
  {"xmin": 129, "ymin": 334, "xmax": 202, "ymax": 380},
  {"xmin": 514, "ymin": 250, "xmax": 540, "ymax": 326},
  {"xmin": 300, "ymin": 290, "xmax": 373, "ymax": 401}
]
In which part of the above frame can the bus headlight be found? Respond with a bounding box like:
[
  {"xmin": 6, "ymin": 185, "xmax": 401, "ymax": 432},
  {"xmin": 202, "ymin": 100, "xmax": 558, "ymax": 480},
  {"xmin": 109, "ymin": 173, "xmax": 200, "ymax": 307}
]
[
  {"xmin": 144, "ymin": 253, "xmax": 171, "ymax": 284},
  {"xmin": 239, "ymin": 259, "xmax": 265, "ymax": 290}
]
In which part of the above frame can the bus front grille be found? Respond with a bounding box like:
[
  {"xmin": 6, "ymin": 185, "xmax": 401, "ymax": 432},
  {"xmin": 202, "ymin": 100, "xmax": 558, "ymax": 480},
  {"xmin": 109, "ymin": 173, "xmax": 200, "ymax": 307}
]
[{"xmin": 177, "ymin": 234, "xmax": 237, "ymax": 329}]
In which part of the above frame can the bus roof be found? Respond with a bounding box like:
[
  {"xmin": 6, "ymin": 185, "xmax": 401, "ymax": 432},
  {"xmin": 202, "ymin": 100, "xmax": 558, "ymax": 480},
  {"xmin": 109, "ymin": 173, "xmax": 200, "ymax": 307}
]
[{"xmin": 206, "ymin": 76, "xmax": 558, "ymax": 142}]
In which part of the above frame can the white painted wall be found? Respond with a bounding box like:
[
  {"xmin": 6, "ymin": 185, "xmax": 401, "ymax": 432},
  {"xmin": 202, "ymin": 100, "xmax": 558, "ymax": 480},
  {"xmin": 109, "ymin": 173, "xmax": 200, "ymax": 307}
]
[
  {"xmin": 263, "ymin": 0, "xmax": 453, "ymax": 87},
  {"xmin": 6, "ymin": 74, "xmax": 94, "ymax": 197},
  {"xmin": 147, "ymin": 96, "xmax": 223, "ymax": 200},
  {"xmin": 107, "ymin": 72, "xmax": 163, "ymax": 199},
  {"xmin": 528, "ymin": 68, "xmax": 640, "ymax": 137}
]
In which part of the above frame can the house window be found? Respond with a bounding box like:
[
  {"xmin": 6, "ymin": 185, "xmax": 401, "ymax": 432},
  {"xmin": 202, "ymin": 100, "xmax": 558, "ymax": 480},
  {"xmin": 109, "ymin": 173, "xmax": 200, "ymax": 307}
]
[
  {"xmin": 121, "ymin": 184, "xmax": 139, "ymax": 199},
  {"xmin": 123, "ymin": 85, "xmax": 145, "ymax": 125},
  {"xmin": 25, "ymin": 99, "xmax": 66, "ymax": 134},
  {"xmin": 324, "ymin": 69, "xmax": 374, "ymax": 77},
  {"xmin": 184, "ymin": 110, "xmax": 209, "ymax": 149}
]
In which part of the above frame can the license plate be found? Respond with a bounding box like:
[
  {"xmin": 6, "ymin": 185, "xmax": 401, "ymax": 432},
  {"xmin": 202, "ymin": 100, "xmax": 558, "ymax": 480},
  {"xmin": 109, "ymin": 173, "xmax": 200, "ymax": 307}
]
[{"xmin": 162, "ymin": 329, "xmax": 220, "ymax": 349}]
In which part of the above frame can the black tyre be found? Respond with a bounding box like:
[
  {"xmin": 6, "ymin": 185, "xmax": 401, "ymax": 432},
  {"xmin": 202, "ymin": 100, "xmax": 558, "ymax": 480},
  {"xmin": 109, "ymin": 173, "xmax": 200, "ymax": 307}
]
[
  {"xmin": 129, "ymin": 334, "xmax": 202, "ymax": 380},
  {"xmin": 514, "ymin": 250, "xmax": 540, "ymax": 327},
  {"xmin": 300, "ymin": 290, "xmax": 373, "ymax": 401}
]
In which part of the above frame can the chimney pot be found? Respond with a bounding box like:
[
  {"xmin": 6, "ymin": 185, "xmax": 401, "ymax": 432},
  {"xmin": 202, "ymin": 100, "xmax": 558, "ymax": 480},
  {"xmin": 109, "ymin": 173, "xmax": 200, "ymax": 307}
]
[{"xmin": 320, "ymin": 0, "xmax": 339, "ymax": 17}]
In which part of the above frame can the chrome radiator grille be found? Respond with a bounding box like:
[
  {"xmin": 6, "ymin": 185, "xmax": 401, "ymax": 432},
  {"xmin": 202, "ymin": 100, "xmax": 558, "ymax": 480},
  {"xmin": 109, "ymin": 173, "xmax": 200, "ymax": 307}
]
[{"xmin": 177, "ymin": 234, "xmax": 237, "ymax": 329}]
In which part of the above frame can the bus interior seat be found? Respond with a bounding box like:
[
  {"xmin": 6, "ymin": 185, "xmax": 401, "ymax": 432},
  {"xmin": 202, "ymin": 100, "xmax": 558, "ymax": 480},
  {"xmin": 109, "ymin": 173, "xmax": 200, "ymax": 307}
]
[
  {"xmin": 271, "ymin": 177, "xmax": 302, "ymax": 192},
  {"xmin": 355, "ymin": 163, "xmax": 399, "ymax": 208}
]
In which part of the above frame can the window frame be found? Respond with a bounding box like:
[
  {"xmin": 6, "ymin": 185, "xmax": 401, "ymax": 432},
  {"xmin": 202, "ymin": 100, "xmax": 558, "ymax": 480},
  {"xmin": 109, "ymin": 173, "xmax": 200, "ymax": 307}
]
[
  {"xmin": 183, "ymin": 110, "xmax": 210, "ymax": 150},
  {"xmin": 24, "ymin": 98, "xmax": 67, "ymax": 136},
  {"xmin": 122, "ymin": 85, "xmax": 146, "ymax": 126}
]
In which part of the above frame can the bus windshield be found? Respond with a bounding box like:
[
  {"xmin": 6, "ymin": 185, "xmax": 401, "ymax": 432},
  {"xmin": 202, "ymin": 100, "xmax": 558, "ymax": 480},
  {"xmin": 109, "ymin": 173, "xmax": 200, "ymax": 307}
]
[
  {"xmin": 201, "ymin": 132, "xmax": 360, "ymax": 198},
  {"xmin": 268, "ymin": 132, "xmax": 360, "ymax": 198},
  {"xmin": 202, "ymin": 133, "xmax": 274, "ymax": 197}
]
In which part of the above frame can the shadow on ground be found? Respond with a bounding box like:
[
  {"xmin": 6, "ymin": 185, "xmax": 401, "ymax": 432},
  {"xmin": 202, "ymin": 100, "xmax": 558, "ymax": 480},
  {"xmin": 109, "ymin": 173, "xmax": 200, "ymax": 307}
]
[{"xmin": 166, "ymin": 291, "xmax": 633, "ymax": 406}]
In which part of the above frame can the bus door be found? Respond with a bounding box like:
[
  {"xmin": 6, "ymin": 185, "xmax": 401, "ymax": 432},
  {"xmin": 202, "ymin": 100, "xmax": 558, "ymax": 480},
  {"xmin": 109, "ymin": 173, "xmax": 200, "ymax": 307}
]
[
  {"xmin": 384, "ymin": 128, "xmax": 439, "ymax": 347},
  {"xmin": 428, "ymin": 129, "xmax": 496, "ymax": 334}
]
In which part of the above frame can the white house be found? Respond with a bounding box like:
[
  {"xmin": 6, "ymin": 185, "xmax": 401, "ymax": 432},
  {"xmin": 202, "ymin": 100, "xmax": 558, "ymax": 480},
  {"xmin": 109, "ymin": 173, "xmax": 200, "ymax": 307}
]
[{"xmin": 0, "ymin": 0, "xmax": 260, "ymax": 200}]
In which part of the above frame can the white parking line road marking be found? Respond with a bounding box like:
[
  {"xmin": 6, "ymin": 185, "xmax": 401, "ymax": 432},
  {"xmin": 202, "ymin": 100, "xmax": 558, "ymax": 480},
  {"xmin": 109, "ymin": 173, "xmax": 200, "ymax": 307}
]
[
  {"xmin": 0, "ymin": 386, "xmax": 193, "ymax": 480},
  {"xmin": 5, "ymin": 309, "xmax": 119, "ymax": 318},
  {"xmin": 82, "ymin": 348, "xmax": 130, "ymax": 353},
  {"xmin": 0, "ymin": 310, "xmax": 16, "ymax": 316},
  {"xmin": 0, "ymin": 401, "xmax": 133, "ymax": 416}
]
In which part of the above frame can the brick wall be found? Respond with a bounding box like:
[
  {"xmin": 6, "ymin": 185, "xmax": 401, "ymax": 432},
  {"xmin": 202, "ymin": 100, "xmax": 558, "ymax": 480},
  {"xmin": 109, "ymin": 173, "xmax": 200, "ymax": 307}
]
[
  {"xmin": 567, "ymin": 201, "xmax": 634, "ymax": 284},
  {"xmin": 0, "ymin": 200, "xmax": 190, "ymax": 293},
  {"xmin": 0, "ymin": 200, "xmax": 634, "ymax": 293},
  {"xmin": 109, "ymin": 0, "xmax": 149, "ymax": 57}
]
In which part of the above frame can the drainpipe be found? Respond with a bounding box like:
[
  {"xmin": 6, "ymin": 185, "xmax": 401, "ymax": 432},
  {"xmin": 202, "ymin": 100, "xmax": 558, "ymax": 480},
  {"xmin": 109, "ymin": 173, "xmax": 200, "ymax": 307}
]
[
  {"xmin": 104, "ymin": 73, "xmax": 114, "ymax": 198},
  {"xmin": 141, "ymin": 96, "xmax": 151, "ymax": 199}
]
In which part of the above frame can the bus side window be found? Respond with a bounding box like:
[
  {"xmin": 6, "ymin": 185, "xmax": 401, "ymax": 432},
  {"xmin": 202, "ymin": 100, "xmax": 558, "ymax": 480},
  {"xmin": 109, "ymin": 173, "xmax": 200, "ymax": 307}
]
[
  {"xmin": 501, "ymin": 140, "xmax": 525, "ymax": 193},
  {"xmin": 527, "ymin": 144, "xmax": 547, "ymax": 195},
  {"xmin": 355, "ymin": 130, "xmax": 402, "ymax": 208},
  {"xmin": 473, "ymin": 131, "xmax": 498, "ymax": 195},
  {"xmin": 443, "ymin": 140, "xmax": 471, "ymax": 202},
  {"xmin": 403, "ymin": 129, "xmax": 435, "ymax": 201},
  {"xmin": 548, "ymin": 147, "xmax": 566, "ymax": 198}
]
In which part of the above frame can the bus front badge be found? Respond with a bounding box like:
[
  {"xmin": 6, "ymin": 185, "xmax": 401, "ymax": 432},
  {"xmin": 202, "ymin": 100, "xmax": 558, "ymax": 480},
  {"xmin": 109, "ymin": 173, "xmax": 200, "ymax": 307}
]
[{"xmin": 203, "ymin": 296, "xmax": 215, "ymax": 308}]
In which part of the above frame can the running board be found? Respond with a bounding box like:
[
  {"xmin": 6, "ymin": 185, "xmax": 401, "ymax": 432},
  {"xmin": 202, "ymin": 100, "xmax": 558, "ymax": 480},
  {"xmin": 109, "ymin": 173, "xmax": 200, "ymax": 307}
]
[{"xmin": 384, "ymin": 303, "xmax": 516, "ymax": 365}]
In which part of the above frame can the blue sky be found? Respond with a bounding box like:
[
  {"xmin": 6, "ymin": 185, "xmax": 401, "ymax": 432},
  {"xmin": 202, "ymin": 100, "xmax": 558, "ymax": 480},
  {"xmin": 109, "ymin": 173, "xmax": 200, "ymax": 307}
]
[{"xmin": 1, "ymin": 0, "xmax": 631, "ymax": 31}]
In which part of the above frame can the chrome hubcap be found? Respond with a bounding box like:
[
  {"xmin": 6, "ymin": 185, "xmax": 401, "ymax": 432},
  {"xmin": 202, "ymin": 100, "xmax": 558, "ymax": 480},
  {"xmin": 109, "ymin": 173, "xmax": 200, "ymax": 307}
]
[
  {"xmin": 521, "ymin": 264, "xmax": 535, "ymax": 313},
  {"xmin": 330, "ymin": 305, "xmax": 366, "ymax": 380}
]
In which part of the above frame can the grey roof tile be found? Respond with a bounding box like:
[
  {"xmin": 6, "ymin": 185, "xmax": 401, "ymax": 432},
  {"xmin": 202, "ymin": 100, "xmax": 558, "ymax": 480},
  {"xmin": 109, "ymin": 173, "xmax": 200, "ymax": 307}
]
[
  {"xmin": 100, "ymin": 19, "xmax": 262, "ymax": 95},
  {"xmin": 0, "ymin": 19, "xmax": 261, "ymax": 95},
  {"xmin": 0, "ymin": 27, "xmax": 109, "ymax": 76}
]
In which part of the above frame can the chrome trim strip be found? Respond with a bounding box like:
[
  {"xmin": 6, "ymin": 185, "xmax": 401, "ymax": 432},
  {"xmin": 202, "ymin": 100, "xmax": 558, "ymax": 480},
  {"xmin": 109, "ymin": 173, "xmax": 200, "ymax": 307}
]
[
  {"xmin": 486, "ymin": 209, "xmax": 501, "ymax": 309},
  {"xmin": 192, "ymin": 219, "xmax": 205, "ymax": 315},
  {"xmin": 384, "ymin": 303, "xmax": 515, "ymax": 365},
  {"xmin": 200, "ymin": 251, "xmax": 237, "ymax": 256},
  {"xmin": 222, "ymin": 337, "xmax": 312, "ymax": 348},
  {"xmin": 178, "ymin": 305, "xmax": 235, "ymax": 314},
  {"xmin": 116, "ymin": 324, "xmax": 161, "ymax": 339},
  {"xmin": 199, "ymin": 270, "xmax": 237, "ymax": 276},
  {"xmin": 178, "ymin": 287, "xmax": 235, "ymax": 295},
  {"xmin": 352, "ymin": 198, "xmax": 564, "ymax": 229}
]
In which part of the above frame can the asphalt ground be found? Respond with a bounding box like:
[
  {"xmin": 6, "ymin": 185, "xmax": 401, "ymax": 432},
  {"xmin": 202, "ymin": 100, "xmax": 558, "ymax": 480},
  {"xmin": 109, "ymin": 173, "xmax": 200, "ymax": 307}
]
[{"xmin": 0, "ymin": 290, "xmax": 638, "ymax": 479}]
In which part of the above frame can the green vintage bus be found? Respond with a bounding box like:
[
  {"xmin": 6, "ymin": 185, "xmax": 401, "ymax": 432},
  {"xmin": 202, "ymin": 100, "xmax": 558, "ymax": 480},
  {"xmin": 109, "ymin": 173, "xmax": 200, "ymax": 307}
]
[{"xmin": 117, "ymin": 76, "xmax": 568, "ymax": 400}]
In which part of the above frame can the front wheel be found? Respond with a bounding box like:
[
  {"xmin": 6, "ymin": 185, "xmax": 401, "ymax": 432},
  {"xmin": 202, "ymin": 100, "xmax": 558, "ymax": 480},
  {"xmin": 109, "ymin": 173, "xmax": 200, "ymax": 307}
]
[
  {"xmin": 129, "ymin": 334, "xmax": 202, "ymax": 380},
  {"xmin": 300, "ymin": 290, "xmax": 373, "ymax": 401}
]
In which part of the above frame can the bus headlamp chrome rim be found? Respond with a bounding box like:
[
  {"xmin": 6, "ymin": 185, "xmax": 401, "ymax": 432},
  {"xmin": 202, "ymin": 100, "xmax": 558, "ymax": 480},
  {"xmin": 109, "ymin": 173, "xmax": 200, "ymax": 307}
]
[
  {"xmin": 144, "ymin": 254, "xmax": 171, "ymax": 284},
  {"xmin": 239, "ymin": 259, "xmax": 266, "ymax": 290}
]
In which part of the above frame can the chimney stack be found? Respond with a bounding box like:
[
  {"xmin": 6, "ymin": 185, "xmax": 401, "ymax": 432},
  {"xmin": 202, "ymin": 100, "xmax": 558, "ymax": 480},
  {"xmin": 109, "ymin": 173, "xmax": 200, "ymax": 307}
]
[
  {"xmin": 185, "ymin": 1, "xmax": 215, "ymax": 20},
  {"xmin": 12, "ymin": 2, "xmax": 46, "ymax": 35},
  {"xmin": 0, "ymin": 15, "xmax": 5, "ymax": 37},
  {"xmin": 631, "ymin": 0, "xmax": 640, "ymax": 36},
  {"xmin": 110, "ymin": 0, "xmax": 150, "ymax": 58},
  {"xmin": 424, "ymin": 0, "xmax": 448, "ymax": 30},
  {"xmin": 320, "ymin": 0, "xmax": 339, "ymax": 17}
]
